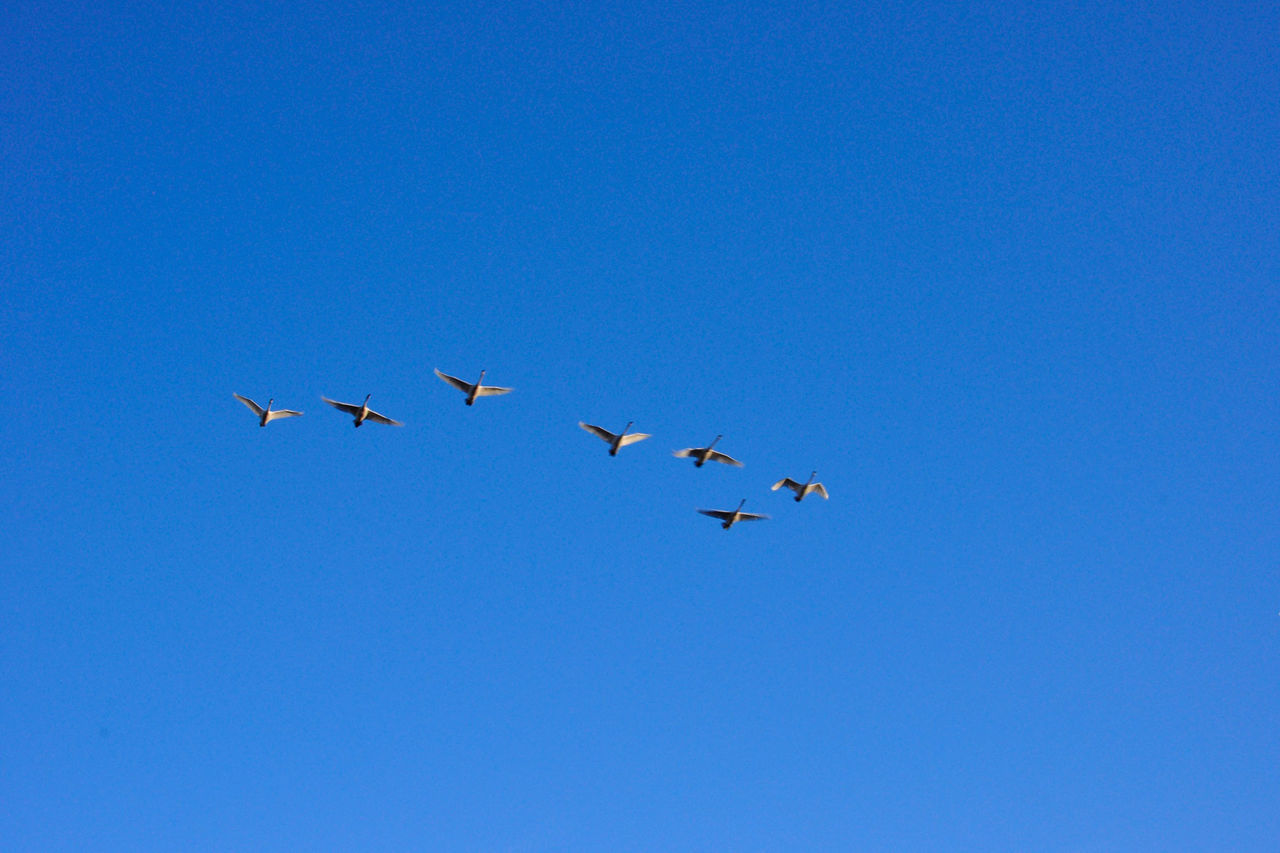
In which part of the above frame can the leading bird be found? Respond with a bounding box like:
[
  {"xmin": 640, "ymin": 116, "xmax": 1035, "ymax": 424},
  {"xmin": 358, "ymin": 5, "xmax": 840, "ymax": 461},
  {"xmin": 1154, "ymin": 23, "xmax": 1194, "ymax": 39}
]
[
  {"xmin": 771, "ymin": 471, "xmax": 828, "ymax": 502},
  {"xmin": 234, "ymin": 394, "xmax": 303, "ymax": 427},
  {"xmin": 434, "ymin": 368, "xmax": 512, "ymax": 406}
]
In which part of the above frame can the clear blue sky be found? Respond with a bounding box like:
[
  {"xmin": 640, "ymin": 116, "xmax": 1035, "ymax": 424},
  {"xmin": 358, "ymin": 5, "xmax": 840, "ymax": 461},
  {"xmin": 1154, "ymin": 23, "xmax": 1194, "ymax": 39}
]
[{"xmin": 4, "ymin": 0, "xmax": 1278, "ymax": 848}]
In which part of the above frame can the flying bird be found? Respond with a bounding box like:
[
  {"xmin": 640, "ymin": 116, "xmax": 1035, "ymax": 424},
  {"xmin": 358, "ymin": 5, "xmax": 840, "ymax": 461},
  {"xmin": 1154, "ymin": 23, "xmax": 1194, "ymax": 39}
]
[
  {"xmin": 698, "ymin": 499, "xmax": 769, "ymax": 530},
  {"xmin": 434, "ymin": 369, "xmax": 512, "ymax": 406},
  {"xmin": 234, "ymin": 394, "xmax": 303, "ymax": 427},
  {"xmin": 322, "ymin": 394, "xmax": 403, "ymax": 427},
  {"xmin": 673, "ymin": 435, "xmax": 743, "ymax": 468},
  {"xmin": 772, "ymin": 471, "xmax": 829, "ymax": 502},
  {"xmin": 579, "ymin": 421, "xmax": 651, "ymax": 456}
]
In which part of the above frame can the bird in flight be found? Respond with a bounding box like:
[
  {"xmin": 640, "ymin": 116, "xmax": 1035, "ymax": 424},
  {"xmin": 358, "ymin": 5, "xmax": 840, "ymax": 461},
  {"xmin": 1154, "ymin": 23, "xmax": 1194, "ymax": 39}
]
[
  {"xmin": 698, "ymin": 499, "xmax": 769, "ymax": 530},
  {"xmin": 322, "ymin": 394, "xmax": 403, "ymax": 427},
  {"xmin": 579, "ymin": 421, "xmax": 651, "ymax": 456},
  {"xmin": 673, "ymin": 435, "xmax": 743, "ymax": 468},
  {"xmin": 771, "ymin": 471, "xmax": 829, "ymax": 502},
  {"xmin": 433, "ymin": 369, "xmax": 513, "ymax": 406},
  {"xmin": 234, "ymin": 394, "xmax": 303, "ymax": 427}
]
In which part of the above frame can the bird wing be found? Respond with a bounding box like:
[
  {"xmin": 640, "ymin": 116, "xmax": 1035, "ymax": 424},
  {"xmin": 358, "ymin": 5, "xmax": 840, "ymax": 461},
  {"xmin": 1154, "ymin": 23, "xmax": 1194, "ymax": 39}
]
[
  {"xmin": 705, "ymin": 450, "xmax": 743, "ymax": 467},
  {"xmin": 618, "ymin": 432, "xmax": 651, "ymax": 447},
  {"xmin": 323, "ymin": 397, "xmax": 363, "ymax": 415},
  {"xmin": 268, "ymin": 409, "xmax": 303, "ymax": 420},
  {"xmin": 736, "ymin": 512, "xmax": 769, "ymax": 522},
  {"xmin": 363, "ymin": 409, "xmax": 403, "ymax": 426},
  {"xmin": 579, "ymin": 422, "xmax": 617, "ymax": 443},
  {"xmin": 811, "ymin": 483, "xmax": 829, "ymax": 499},
  {"xmin": 234, "ymin": 394, "xmax": 264, "ymax": 417},
  {"xmin": 772, "ymin": 477, "xmax": 800, "ymax": 492},
  {"xmin": 698, "ymin": 509, "xmax": 733, "ymax": 521},
  {"xmin": 475, "ymin": 385, "xmax": 512, "ymax": 397},
  {"xmin": 672, "ymin": 448, "xmax": 697, "ymax": 458},
  {"xmin": 434, "ymin": 369, "xmax": 473, "ymax": 393}
]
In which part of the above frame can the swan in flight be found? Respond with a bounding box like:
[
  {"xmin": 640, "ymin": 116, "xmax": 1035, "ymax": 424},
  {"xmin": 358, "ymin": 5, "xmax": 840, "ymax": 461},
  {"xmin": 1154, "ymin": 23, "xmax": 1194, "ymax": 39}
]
[
  {"xmin": 772, "ymin": 471, "xmax": 828, "ymax": 502},
  {"xmin": 579, "ymin": 421, "xmax": 651, "ymax": 456},
  {"xmin": 322, "ymin": 394, "xmax": 403, "ymax": 427},
  {"xmin": 434, "ymin": 369, "xmax": 513, "ymax": 406},
  {"xmin": 673, "ymin": 435, "xmax": 743, "ymax": 468},
  {"xmin": 234, "ymin": 394, "xmax": 303, "ymax": 427},
  {"xmin": 698, "ymin": 499, "xmax": 769, "ymax": 530}
]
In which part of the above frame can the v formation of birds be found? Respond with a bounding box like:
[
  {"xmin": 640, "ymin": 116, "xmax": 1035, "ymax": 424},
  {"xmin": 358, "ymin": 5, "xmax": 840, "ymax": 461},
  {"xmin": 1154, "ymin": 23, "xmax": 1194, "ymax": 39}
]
[{"xmin": 235, "ymin": 369, "xmax": 828, "ymax": 529}]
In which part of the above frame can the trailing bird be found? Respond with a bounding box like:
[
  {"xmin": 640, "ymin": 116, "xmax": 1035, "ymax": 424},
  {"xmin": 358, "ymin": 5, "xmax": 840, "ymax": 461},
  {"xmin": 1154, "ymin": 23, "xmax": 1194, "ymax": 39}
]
[
  {"xmin": 673, "ymin": 435, "xmax": 743, "ymax": 468},
  {"xmin": 234, "ymin": 394, "xmax": 303, "ymax": 427},
  {"xmin": 772, "ymin": 471, "xmax": 828, "ymax": 502},
  {"xmin": 434, "ymin": 368, "xmax": 513, "ymax": 406},
  {"xmin": 579, "ymin": 421, "xmax": 651, "ymax": 456},
  {"xmin": 322, "ymin": 394, "xmax": 403, "ymax": 427},
  {"xmin": 698, "ymin": 499, "xmax": 769, "ymax": 530}
]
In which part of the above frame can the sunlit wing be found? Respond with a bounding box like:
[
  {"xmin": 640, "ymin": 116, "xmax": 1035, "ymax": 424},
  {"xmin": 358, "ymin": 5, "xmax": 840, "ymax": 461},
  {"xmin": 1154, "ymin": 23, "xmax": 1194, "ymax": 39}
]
[
  {"xmin": 268, "ymin": 409, "xmax": 303, "ymax": 420},
  {"xmin": 618, "ymin": 432, "xmax": 651, "ymax": 447},
  {"xmin": 475, "ymin": 385, "xmax": 512, "ymax": 397},
  {"xmin": 234, "ymin": 393, "xmax": 265, "ymax": 417},
  {"xmin": 434, "ymin": 369, "xmax": 473, "ymax": 393},
  {"xmin": 705, "ymin": 450, "xmax": 743, "ymax": 467},
  {"xmin": 772, "ymin": 477, "xmax": 800, "ymax": 492},
  {"xmin": 698, "ymin": 509, "xmax": 733, "ymax": 521},
  {"xmin": 736, "ymin": 512, "xmax": 769, "ymax": 521},
  {"xmin": 672, "ymin": 448, "xmax": 697, "ymax": 458},
  {"xmin": 323, "ymin": 397, "xmax": 363, "ymax": 415},
  {"xmin": 364, "ymin": 410, "xmax": 403, "ymax": 426},
  {"xmin": 811, "ymin": 483, "xmax": 829, "ymax": 499},
  {"xmin": 579, "ymin": 422, "xmax": 617, "ymax": 443}
]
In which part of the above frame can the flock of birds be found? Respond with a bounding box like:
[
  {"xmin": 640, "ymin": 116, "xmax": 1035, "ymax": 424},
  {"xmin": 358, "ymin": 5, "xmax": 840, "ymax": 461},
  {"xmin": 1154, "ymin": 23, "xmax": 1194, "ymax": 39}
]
[{"xmin": 234, "ymin": 368, "xmax": 828, "ymax": 530}]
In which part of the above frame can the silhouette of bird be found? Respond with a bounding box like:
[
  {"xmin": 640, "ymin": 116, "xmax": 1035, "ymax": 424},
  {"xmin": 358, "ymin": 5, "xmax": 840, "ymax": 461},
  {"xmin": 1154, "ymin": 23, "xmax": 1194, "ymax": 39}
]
[
  {"xmin": 322, "ymin": 394, "xmax": 403, "ymax": 427},
  {"xmin": 673, "ymin": 435, "xmax": 742, "ymax": 468},
  {"xmin": 234, "ymin": 394, "xmax": 303, "ymax": 427},
  {"xmin": 579, "ymin": 421, "xmax": 651, "ymax": 456},
  {"xmin": 698, "ymin": 499, "xmax": 769, "ymax": 529},
  {"xmin": 434, "ymin": 369, "xmax": 512, "ymax": 406},
  {"xmin": 771, "ymin": 471, "xmax": 828, "ymax": 502}
]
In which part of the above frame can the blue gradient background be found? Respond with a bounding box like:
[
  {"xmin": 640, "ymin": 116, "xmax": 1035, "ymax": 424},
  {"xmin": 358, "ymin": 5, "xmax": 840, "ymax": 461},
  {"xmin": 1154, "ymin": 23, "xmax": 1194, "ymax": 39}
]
[{"xmin": 4, "ymin": 0, "xmax": 1278, "ymax": 848}]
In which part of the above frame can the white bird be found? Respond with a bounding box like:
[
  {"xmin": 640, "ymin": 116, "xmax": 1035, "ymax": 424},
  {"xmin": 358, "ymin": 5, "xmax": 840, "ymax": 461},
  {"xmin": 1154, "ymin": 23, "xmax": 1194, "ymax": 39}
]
[
  {"xmin": 234, "ymin": 394, "xmax": 303, "ymax": 427},
  {"xmin": 698, "ymin": 499, "xmax": 769, "ymax": 530},
  {"xmin": 434, "ymin": 368, "xmax": 512, "ymax": 406},
  {"xmin": 673, "ymin": 435, "xmax": 743, "ymax": 468},
  {"xmin": 772, "ymin": 471, "xmax": 829, "ymax": 502},
  {"xmin": 579, "ymin": 421, "xmax": 651, "ymax": 456},
  {"xmin": 322, "ymin": 394, "xmax": 403, "ymax": 427}
]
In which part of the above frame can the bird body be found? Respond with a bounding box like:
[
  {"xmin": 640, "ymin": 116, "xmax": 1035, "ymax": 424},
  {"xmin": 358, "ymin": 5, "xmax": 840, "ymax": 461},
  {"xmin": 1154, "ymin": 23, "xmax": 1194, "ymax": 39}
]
[
  {"xmin": 434, "ymin": 368, "xmax": 512, "ymax": 406},
  {"xmin": 673, "ymin": 434, "xmax": 742, "ymax": 468},
  {"xmin": 234, "ymin": 394, "xmax": 303, "ymax": 427},
  {"xmin": 772, "ymin": 471, "xmax": 828, "ymax": 502},
  {"xmin": 322, "ymin": 394, "xmax": 403, "ymax": 427},
  {"xmin": 579, "ymin": 421, "xmax": 651, "ymax": 456},
  {"xmin": 698, "ymin": 499, "xmax": 769, "ymax": 529}
]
